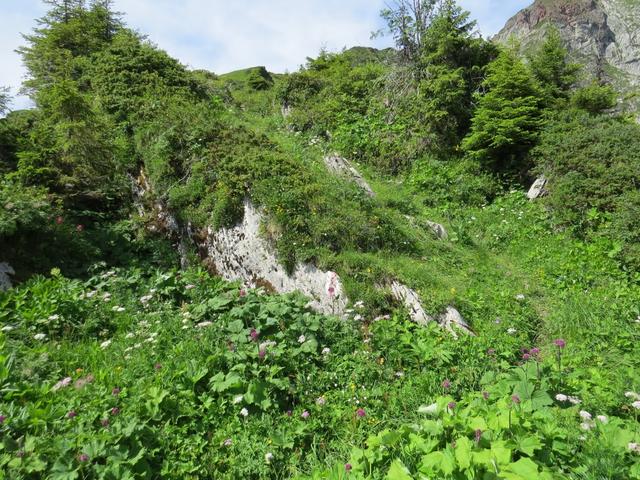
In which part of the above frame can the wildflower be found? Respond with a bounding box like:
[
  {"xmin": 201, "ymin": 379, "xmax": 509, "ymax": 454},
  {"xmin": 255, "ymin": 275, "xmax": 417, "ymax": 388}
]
[
  {"xmin": 100, "ymin": 340, "xmax": 112, "ymax": 349},
  {"xmin": 316, "ymin": 396, "xmax": 326, "ymax": 406},
  {"xmin": 555, "ymin": 394, "xmax": 568, "ymax": 402},
  {"xmin": 507, "ymin": 328, "xmax": 517, "ymax": 334},
  {"xmin": 114, "ymin": 306, "xmax": 125, "ymax": 313},
  {"xmin": 321, "ymin": 347, "xmax": 331, "ymax": 355},
  {"xmin": 482, "ymin": 391, "xmax": 490, "ymax": 400},
  {"xmin": 394, "ymin": 371, "xmax": 404, "ymax": 378},
  {"xmin": 249, "ymin": 329, "xmax": 259, "ymax": 341},
  {"xmin": 442, "ymin": 379, "xmax": 451, "ymax": 390},
  {"xmin": 78, "ymin": 453, "xmax": 89, "ymax": 462},
  {"xmin": 16, "ymin": 450, "xmax": 25, "ymax": 458},
  {"xmin": 1, "ymin": 325, "xmax": 13, "ymax": 332},
  {"xmin": 34, "ymin": 333, "xmax": 47, "ymax": 341},
  {"xmin": 223, "ymin": 438, "xmax": 232, "ymax": 447},
  {"xmin": 101, "ymin": 419, "xmax": 109, "ymax": 427},
  {"xmin": 511, "ymin": 395, "xmax": 521, "ymax": 405},
  {"xmin": 154, "ymin": 363, "xmax": 162, "ymax": 370},
  {"xmin": 625, "ymin": 392, "xmax": 640, "ymax": 400},
  {"xmin": 52, "ymin": 377, "xmax": 72, "ymax": 391},
  {"xmin": 345, "ymin": 463, "xmax": 352, "ymax": 472},
  {"xmin": 628, "ymin": 443, "xmax": 640, "ymax": 453},
  {"xmin": 579, "ymin": 410, "xmax": 592, "ymax": 421},
  {"xmin": 301, "ymin": 410, "xmax": 310, "ymax": 419},
  {"xmin": 265, "ymin": 452, "xmax": 274, "ymax": 463},
  {"xmin": 522, "ymin": 353, "xmax": 531, "ymax": 361},
  {"xmin": 418, "ymin": 403, "xmax": 438, "ymax": 415},
  {"xmin": 125, "ymin": 332, "xmax": 135, "ymax": 339},
  {"xmin": 239, "ymin": 289, "xmax": 247, "ymax": 297},
  {"xmin": 632, "ymin": 401, "xmax": 640, "ymax": 410},
  {"xmin": 185, "ymin": 284, "xmax": 195, "ymax": 290},
  {"xmin": 515, "ymin": 294, "xmax": 526, "ymax": 301},
  {"xmin": 568, "ymin": 396, "xmax": 582, "ymax": 405},
  {"xmin": 48, "ymin": 314, "xmax": 60, "ymax": 321},
  {"xmin": 356, "ymin": 408, "xmax": 366, "ymax": 418},
  {"xmin": 354, "ymin": 300, "xmax": 364, "ymax": 309},
  {"xmin": 475, "ymin": 429, "xmax": 482, "ymax": 443},
  {"xmin": 327, "ymin": 286, "xmax": 335, "ymax": 298},
  {"xmin": 447, "ymin": 401, "xmax": 457, "ymax": 411},
  {"xmin": 530, "ymin": 347, "xmax": 540, "ymax": 356},
  {"xmin": 286, "ymin": 410, "xmax": 292, "ymax": 417},
  {"xmin": 580, "ymin": 422, "xmax": 593, "ymax": 431},
  {"xmin": 596, "ymin": 415, "xmax": 608, "ymax": 424},
  {"xmin": 487, "ymin": 348, "xmax": 496, "ymax": 356},
  {"xmin": 111, "ymin": 407, "xmax": 120, "ymax": 416},
  {"xmin": 56, "ymin": 216, "xmax": 64, "ymax": 224},
  {"xmin": 67, "ymin": 410, "xmax": 78, "ymax": 419},
  {"xmin": 86, "ymin": 290, "xmax": 97, "ymax": 298},
  {"xmin": 554, "ymin": 339, "xmax": 566, "ymax": 349},
  {"xmin": 196, "ymin": 321, "xmax": 213, "ymax": 328},
  {"xmin": 240, "ymin": 408, "xmax": 249, "ymax": 417},
  {"xmin": 354, "ymin": 314, "xmax": 363, "ymax": 321},
  {"xmin": 140, "ymin": 295, "xmax": 153, "ymax": 304},
  {"xmin": 0, "ymin": 415, "xmax": 6, "ymax": 424},
  {"xmin": 298, "ymin": 335, "xmax": 306, "ymax": 344}
]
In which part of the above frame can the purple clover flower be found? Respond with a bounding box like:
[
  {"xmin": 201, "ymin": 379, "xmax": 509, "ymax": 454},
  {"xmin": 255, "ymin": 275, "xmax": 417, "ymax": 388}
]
[
  {"xmin": 110, "ymin": 407, "xmax": 120, "ymax": 416},
  {"xmin": 356, "ymin": 408, "xmax": 366, "ymax": 418},
  {"xmin": 345, "ymin": 463, "xmax": 352, "ymax": 472},
  {"xmin": 447, "ymin": 401, "xmax": 456, "ymax": 411},
  {"xmin": 554, "ymin": 339, "xmax": 566, "ymax": 349},
  {"xmin": 442, "ymin": 379, "xmax": 451, "ymax": 390},
  {"xmin": 512, "ymin": 394, "xmax": 521, "ymax": 405},
  {"xmin": 67, "ymin": 410, "xmax": 77, "ymax": 419},
  {"xmin": 78, "ymin": 453, "xmax": 89, "ymax": 462},
  {"xmin": 301, "ymin": 410, "xmax": 310, "ymax": 419}
]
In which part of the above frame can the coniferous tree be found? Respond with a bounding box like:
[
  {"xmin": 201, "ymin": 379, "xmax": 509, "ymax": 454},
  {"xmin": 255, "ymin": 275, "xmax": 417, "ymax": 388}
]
[{"xmin": 462, "ymin": 48, "xmax": 542, "ymax": 177}]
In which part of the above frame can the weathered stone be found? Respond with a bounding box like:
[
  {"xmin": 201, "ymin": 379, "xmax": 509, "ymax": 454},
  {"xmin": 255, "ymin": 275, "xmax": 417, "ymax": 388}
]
[
  {"xmin": 205, "ymin": 201, "xmax": 349, "ymax": 316},
  {"xmin": 438, "ymin": 306, "xmax": 475, "ymax": 338},
  {"xmin": 323, "ymin": 155, "xmax": 375, "ymax": 197},
  {"xmin": 527, "ymin": 175, "xmax": 548, "ymax": 200},
  {"xmin": 389, "ymin": 281, "xmax": 434, "ymax": 326},
  {"xmin": 426, "ymin": 221, "xmax": 448, "ymax": 240},
  {"xmin": 0, "ymin": 262, "xmax": 15, "ymax": 291}
]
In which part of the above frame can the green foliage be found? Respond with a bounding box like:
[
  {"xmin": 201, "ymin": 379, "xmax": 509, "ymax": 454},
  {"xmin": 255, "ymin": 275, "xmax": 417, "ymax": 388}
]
[
  {"xmin": 463, "ymin": 48, "xmax": 543, "ymax": 179},
  {"xmin": 532, "ymin": 110, "xmax": 640, "ymax": 269},
  {"xmin": 571, "ymin": 82, "xmax": 617, "ymax": 114}
]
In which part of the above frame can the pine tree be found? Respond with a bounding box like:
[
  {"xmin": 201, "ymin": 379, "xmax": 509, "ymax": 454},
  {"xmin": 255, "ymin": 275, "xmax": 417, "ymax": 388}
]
[{"xmin": 462, "ymin": 48, "xmax": 542, "ymax": 177}]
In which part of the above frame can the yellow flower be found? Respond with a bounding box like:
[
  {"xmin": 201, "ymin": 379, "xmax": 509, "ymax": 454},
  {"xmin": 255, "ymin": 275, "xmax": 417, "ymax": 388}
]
[{"xmin": 378, "ymin": 357, "xmax": 385, "ymax": 365}]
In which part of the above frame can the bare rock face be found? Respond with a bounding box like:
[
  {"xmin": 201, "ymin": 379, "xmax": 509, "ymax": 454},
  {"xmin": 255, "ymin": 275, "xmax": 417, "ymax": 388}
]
[
  {"xmin": 426, "ymin": 221, "xmax": 448, "ymax": 240},
  {"xmin": 0, "ymin": 262, "xmax": 15, "ymax": 291},
  {"xmin": 323, "ymin": 155, "xmax": 375, "ymax": 197},
  {"xmin": 527, "ymin": 175, "xmax": 548, "ymax": 200},
  {"xmin": 205, "ymin": 201, "xmax": 349, "ymax": 315},
  {"xmin": 494, "ymin": 0, "xmax": 640, "ymax": 113},
  {"xmin": 390, "ymin": 281, "xmax": 435, "ymax": 326},
  {"xmin": 438, "ymin": 306, "xmax": 476, "ymax": 338}
]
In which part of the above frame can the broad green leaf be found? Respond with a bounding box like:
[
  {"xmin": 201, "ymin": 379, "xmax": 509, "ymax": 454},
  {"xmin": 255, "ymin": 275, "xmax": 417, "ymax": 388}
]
[
  {"xmin": 386, "ymin": 459, "xmax": 413, "ymax": 480},
  {"xmin": 455, "ymin": 437, "xmax": 473, "ymax": 470},
  {"xmin": 501, "ymin": 458, "xmax": 541, "ymax": 480}
]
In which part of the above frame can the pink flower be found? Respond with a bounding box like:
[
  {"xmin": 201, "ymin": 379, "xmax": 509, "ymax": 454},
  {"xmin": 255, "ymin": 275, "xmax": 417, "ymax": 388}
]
[
  {"xmin": 487, "ymin": 348, "xmax": 496, "ymax": 356},
  {"xmin": 554, "ymin": 339, "xmax": 566, "ymax": 349},
  {"xmin": 258, "ymin": 348, "xmax": 266, "ymax": 359},
  {"xmin": 112, "ymin": 387, "xmax": 121, "ymax": 396},
  {"xmin": 530, "ymin": 347, "xmax": 540, "ymax": 356},
  {"xmin": 223, "ymin": 438, "xmax": 232, "ymax": 447},
  {"xmin": 239, "ymin": 289, "xmax": 247, "ymax": 297},
  {"xmin": 286, "ymin": 410, "xmax": 292, "ymax": 417},
  {"xmin": 0, "ymin": 415, "xmax": 6, "ymax": 424},
  {"xmin": 482, "ymin": 391, "xmax": 490, "ymax": 400},
  {"xmin": 328, "ymin": 287, "xmax": 335, "ymax": 297},
  {"xmin": 76, "ymin": 224, "xmax": 84, "ymax": 232},
  {"xmin": 249, "ymin": 329, "xmax": 259, "ymax": 342},
  {"xmin": 110, "ymin": 407, "xmax": 120, "ymax": 416},
  {"xmin": 154, "ymin": 363, "xmax": 162, "ymax": 370},
  {"xmin": 78, "ymin": 453, "xmax": 89, "ymax": 462},
  {"xmin": 474, "ymin": 429, "xmax": 482, "ymax": 443},
  {"xmin": 345, "ymin": 463, "xmax": 352, "ymax": 472},
  {"xmin": 67, "ymin": 410, "xmax": 77, "ymax": 419},
  {"xmin": 356, "ymin": 408, "xmax": 366, "ymax": 418},
  {"xmin": 316, "ymin": 396, "xmax": 326, "ymax": 406},
  {"xmin": 447, "ymin": 401, "xmax": 456, "ymax": 411},
  {"xmin": 55, "ymin": 216, "xmax": 64, "ymax": 225},
  {"xmin": 442, "ymin": 379, "xmax": 451, "ymax": 389},
  {"xmin": 522, "ymin": 353, "xmax": 531, "ymax": 361},
  {"xmin": 301, "ymin": 410, "xmax": 310, "ymax": 419},
  {"xmin": 511, "ymin": 394, "xmax": 521, "ymax": 405},
  {"xmin": 101, "ymin": 419, "xmax": 109, "ymax": 427}
]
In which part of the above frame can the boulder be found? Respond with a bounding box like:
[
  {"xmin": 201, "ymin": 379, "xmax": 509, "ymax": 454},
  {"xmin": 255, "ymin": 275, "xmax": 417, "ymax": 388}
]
[
  {"xmin": 426, "ymin": 220, "xmax": 448, "ymax": 240},
  {"xmin": 438, "ymin": 306, "xmax": 475, "ymax": 338},
  {"xmin": 0, "ymin": 262, "xmax": 15, "ymax": 291},
  {"xmin": 323, "ymin": 155, "xmax": 375, "ymax": 197},
  {"xmin": 389, "ymin": 281, "xmax": 434, "ymax": 326},
  {"xmin": 527, "ymin": 176, "xmax": 548, "ymax": 200}
]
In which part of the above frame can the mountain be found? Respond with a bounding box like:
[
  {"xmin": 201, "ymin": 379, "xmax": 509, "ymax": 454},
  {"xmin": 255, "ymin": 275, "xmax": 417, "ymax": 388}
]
[{"xmin": 494, "ymin": 0, "xmax": 640, "ymax": 112}]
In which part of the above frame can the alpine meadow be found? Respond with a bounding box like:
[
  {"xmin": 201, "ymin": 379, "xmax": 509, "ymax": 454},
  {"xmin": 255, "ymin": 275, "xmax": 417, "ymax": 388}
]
[{"xmin": 2, "ymin": 0, "xmax": 640, "ymax": 479}]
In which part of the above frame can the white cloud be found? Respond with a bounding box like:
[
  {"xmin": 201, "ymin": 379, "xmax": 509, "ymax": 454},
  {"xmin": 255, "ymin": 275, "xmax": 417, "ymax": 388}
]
[{"xmin": 1, "ymin": 0, "xmax": 532, "ymax": 110}]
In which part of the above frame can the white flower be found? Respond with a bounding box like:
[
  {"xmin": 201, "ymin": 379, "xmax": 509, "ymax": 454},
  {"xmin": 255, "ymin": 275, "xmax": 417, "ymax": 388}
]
[
  {"xmin": 125, "ymin": 332, "xmax": 135, "ymax": 339},
  {"xmin": 196, "ymin": 321, "xmax": 213, "ymax": 328},
  {"xmin": 354, "ymin": 314, "xmax": 363, "ymax": 321},
  {"xmin": 316, "ymin": 396, "xmax": 326, "ymax": 406},
  {"xmin": 185, "ymin": 284, "xmax": 195, "ymax": 290},
  {"xmin": 100, "ymin": 340, "xmax": 112, "ymax": 349},
  {"xmin": 34, "ymin": 333, "xmax": 47, "ymax": 341},
  {"xmin": 629, "ymin": 442, "xmax": 640, "ymax": 453},
  {"xmin": 181, "ymin": 325, "xmax": 189, "ymax": 330},
  {"xmin": 507, "ymin": 327, "xmax": 517, "ymax": 335},
  {"xmin": 124, "ymin": 347, "xmax": 133, "ymax": 353},
  {"xmin": 596, "ymin": 415, "xmax": 608, "ymax": 424},
  {"xmin": 624, "ymin": 391, "xmax": 640, "ymax": 400},
  {"xmin": 233, "ymin": 395, "xmax": 244, "ymax": 404},
  {"xmin": 580, "ymin": 422, "xmax": 593, "ymax": 431},
  {"xmin": 265, "ymin": 452, "xmax": 274, "ymax": 463},
  {"xmin": 298, "ymin": 335, "xmax": 306, "ymax": 344},
  {"xmin": 86, "ymin": 290, "xmax": 97, "ymax": 298},
  {"xmin": 240, "ymin": 408, "xmax": 249, "ymax": 417},
  {"xmin": 134, "ymin": 343, "xmax": 142, "ymax": 349},
  {"xmin": 515, "ymin": 294, "xmax": 525, "ymax": 301},
  {"xmin": 555, "ymin": 394, "xmax": 568, "ymax": 402},
  {"xmin": 418, "ymin": 403, "xmax": 438, "ymax": 415},
  {"xmin": 52, "ymin": 377, "xmax": 72, "ymax": 391},
  {"xmin": 632, "ymin": 401, "xmax": 640, "ymax": 410},
  {"xmin": 140, "ymin": 295, "xmax": 153, "ymax": 304},
  {"xmin": 102, "ymin": 292, "xmax": 111, "ymax": 299},
  {"xmin": 579, "ymin": 410, "xmax": 592, "ymax": 421},
  {"xmin": 1, "ymin": 325, "xmax": 14, "ymax": 332},
  {"xmin": 48, "ymin": 314, "xmax": 60, "ymax": 321},
  {"xmin": 321, "ymin": 347, "xmax": 331, "ymax": 355},
  {"xmin": 395, "ymin": 371, "xmax": 404, "ymax": 378},
  {"xmin": 354, "ymin": 300, "xmax": 365, "ymax": 309},
  {"xmin": 568, "ymin": 396, "xmax": 582, "ymax": 405}
]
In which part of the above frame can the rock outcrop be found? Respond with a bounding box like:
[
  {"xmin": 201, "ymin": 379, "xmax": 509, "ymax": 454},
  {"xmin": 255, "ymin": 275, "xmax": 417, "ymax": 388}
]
[
  {"xmin": 390, "ymin": 281, "xmax": 435, "ymax": 326},
  {"xmin": 0, "ymin": 262, "xmax": 15, "ymax": 291},
  {"xmin": 426, "ymin": 221, "xmax": 448, "ymax": 240},
  {"xmin": 323, "ymin": 155, "xmax": 375, "ymax": 197},
  {"xmin": 494, "ymin": 0, "xmax": 640, "ymax": 113},
  {"xmin": 527, "ymin": 175, "xmax": 548, "ymax": 200}
]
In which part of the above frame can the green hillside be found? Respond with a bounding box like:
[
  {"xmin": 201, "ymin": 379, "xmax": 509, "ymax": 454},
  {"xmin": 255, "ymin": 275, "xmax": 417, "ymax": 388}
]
[{"xmin": 1, "ymin": 1, "xmax": 639, "ymax": 479}]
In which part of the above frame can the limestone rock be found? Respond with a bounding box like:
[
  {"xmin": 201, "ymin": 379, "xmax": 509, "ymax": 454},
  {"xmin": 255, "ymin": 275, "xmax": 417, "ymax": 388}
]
[
  {"xmin": 389, "ymin": 281, "xmax": 435, "ymax": 326},
  {"xmin": 323, "ymin": 155, "xmax": 375, "ymax": 197},
  {"xmin": 0, "ymin": 262, "xmax": 15, "ymax": 291},
  {"xmin": 426, "ymin": 221, "xmax": 448, "ymax": 240},
  {"xmin": 527, "ymin": 175, "xmax": 548, "ymax": 200},
  {"xmin": 438, "ymin": 306, "xmax": 475, "ymax": 338},
  {"xmin": 205, "ymin": 201, "xmax": 349, "ymax": 316}
]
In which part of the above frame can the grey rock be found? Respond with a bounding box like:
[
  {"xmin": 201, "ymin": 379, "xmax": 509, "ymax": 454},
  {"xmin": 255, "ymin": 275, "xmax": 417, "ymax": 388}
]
[
  {"xmin": 0, "ymin": 262, "xmax": 15, "ymax": 291},
  {"xmin": 438, "ymin": 306, "xmax": 475, "ymax": 338},
  {"xmin": 527, "ymin": 175, "xmax": 548, "ymax": 200},
  {"xmin": 323, "ymin": 155, "xmax": 375, "ymax": 197},
  {"xmin": 426, "ymin": 220, "xmax": 448, "ymax": 240},
  {"xmin": 389, "ymin": 281, "xmax": 434, "ymax": 326}
]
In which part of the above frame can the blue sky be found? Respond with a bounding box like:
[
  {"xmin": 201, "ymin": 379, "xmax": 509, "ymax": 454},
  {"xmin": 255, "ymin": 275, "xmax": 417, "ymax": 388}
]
[{"xmin": 1, "ymin": 0, "xmax": 531, "ymax": 109}]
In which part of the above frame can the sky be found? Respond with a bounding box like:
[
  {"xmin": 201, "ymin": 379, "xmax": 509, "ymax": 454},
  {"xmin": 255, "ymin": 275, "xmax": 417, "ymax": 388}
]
[{"xmin": 1, "ymin": 0, "xmax": 532, "ymax": 109}]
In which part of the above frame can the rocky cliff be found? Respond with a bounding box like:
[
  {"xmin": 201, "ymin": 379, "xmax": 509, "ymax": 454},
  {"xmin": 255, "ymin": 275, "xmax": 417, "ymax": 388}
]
[{"xmin": 494, "ymin": 0, "xmax": 639, "ymax": 111}]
